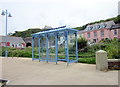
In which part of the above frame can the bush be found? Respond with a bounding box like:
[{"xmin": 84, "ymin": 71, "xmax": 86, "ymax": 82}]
[
  {"xmin": 78, "ymin": 58, "xmax": 96, "ymax": 64},
  {"xmin": 87, "ymin": 44, "xmax": 101, "ymax": 53},
  {"xmin": 87, "ymin": 39, "xmax": 120, "ymax": 59},
  {"xmin": 100, "ymin": 38, "xmax": 111, "ymax": 43},
  {"xmin": 105, "ymin": 39, "xmax": 120, "ymax": 59},
  {"xmin": 1, "ymin": 47, "xmax": 32, "ymax": 58},
  {"xmin": 58, "ymin": 48, "xmax": 65, "ymax": 53},
  {"xmin": 87, "ymin": 43, "xmax": 109, "ymax": 53}
]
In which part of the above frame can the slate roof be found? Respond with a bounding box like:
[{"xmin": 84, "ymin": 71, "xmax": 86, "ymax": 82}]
[
  {"xmin": 0, "ymin": 36, "xmax": 25, "ymax": 44},
  {"xmin": 110, "ymin": 23, "xmax": 120, "ymax": 29},
  {"xmin": 84, "ymin": 21, "xmax": 115, "ymax": 31}
]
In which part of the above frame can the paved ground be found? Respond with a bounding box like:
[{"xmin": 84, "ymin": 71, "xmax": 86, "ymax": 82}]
[{"xmin": 0, "ymin": 57, "xmax": 119, "ymax": 85}]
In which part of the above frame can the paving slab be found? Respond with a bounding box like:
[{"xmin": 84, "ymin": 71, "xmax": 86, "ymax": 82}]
[{"xmin": 0, "ymin": 57, "xmax": 119, "ymax": 85}]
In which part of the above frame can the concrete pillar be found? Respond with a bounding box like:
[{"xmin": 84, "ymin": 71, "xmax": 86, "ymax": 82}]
[{"xmin": 96, "ymin": 50, "xmax": 108, "ymax": 71}]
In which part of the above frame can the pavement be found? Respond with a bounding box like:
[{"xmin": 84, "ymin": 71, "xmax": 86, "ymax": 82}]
[{"xmin": 0, "ymin": 57, "xmax": 119, "ymax": 85}]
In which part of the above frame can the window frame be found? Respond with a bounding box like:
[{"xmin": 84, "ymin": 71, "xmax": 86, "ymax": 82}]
[
  {"xmin": 87, "ymin": 33, "xmax": 90, "ymax": 38},
  {"xmin": 101, "ymin": 31, "xmax": 104, "ymax": 37},
  {"xmin": 114, "ymin": 30, "xmax": 117, "ymax": 35},
  {"xmin": 94, "ymin": 32, "xmax": 97, "ymax": 37}
]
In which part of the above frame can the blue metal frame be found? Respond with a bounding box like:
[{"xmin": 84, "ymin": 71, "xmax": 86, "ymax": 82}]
[
  {"xmin": 65, "ymin": 31, "xmax": 69, "ymax": 66},
  {"xmin": 46, "ymin": 34, "xmax": 49, "ymax": 63},
  {"xmin": 55, "ymin": 32, "xmax": 58, "ymax": 64},
  {"xmin": 32, "ymin": 37, "xmax": 34, "ymax": 61},
  {"xmin": 75, "ymin": 32, "xmax": 78, "ymax": 62},
  {"xmin": 31, "ymin": 28, "xmax": 78, "ymax": 65},
  {"xmin": 38, "ymin": 37, "xmax": 41, "ymax": 62}
]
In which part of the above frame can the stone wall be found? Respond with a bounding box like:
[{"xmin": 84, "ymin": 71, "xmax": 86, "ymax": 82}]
[
  {"xmin": 108, "ymin": 59, "xmax": 120, "ymax": 70},
  {"xmin": 23, "ymin": 37, "xmax": 38, "ymax": 47},
  {"xmin": 96, "ymin": 50, "xmax": 120, "ymax": 71}
]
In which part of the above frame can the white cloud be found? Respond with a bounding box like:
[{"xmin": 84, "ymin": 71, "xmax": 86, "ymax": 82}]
[{"xmin": 0, "ymin": 0, "xmax": 119, "ymax": 35}]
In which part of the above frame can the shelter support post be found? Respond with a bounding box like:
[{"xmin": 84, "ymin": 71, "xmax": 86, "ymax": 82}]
[
  {"xmin": 75, "ymin": 32, "xmax": 78, "ymax": 62},
  {"xmin": 55, "ymin": 32, "xmax": 58, "ymax": 64},
  {"xmin": 65, "ymin": 31, "xmax": 69, "ymax": 66},
  {"xmin": 46, "ymin": 34, "xmax": 49, "ymax": 63},
  {"xmin": 41, "ymin": 37, "xmax": 44, "ymax": 60},
  {"xmin": 38, "ymin": 37, "xmax": 41, "ymax": 62},
  {"xmin": 32, "ymin": 37, "xmax": 34, "ymax": 61}
]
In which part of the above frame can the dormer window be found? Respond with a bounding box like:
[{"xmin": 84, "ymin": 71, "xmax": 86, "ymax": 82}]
[
  {"xmin": 104, "ymin": 24, "xmax": 107, "ymax": 28},
  {"xmin": 100, "ymin": 24, "xmax": 104, "ymax": 28},
  {"xmin": 101, "ymin": 23, "xmax": 107, "ymax": 28},
  {"xmin": 90, "ymin": 26, "xmax": 93, "ymax": 30},
  {"xmin": 88, "ymin": 27, "xmax": 90, "ymax": 30},
  {"xmin": 97, "ymin": 25, "xmax": 100, "ymax": 29}
]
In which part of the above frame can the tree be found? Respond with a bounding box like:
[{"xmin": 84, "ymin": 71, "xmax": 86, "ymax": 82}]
[
  {"xmin": 114, "ymin": 15, "xmax": 120, "ymax": 23},
  {"xmin": 77, "ymin": 37, "xmax": 88, "ymax": 52}
]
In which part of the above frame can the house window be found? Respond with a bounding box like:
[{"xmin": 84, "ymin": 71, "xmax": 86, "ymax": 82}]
[
  {"xmin": 12, "ymin": 44, "xmax": 14, "ymax": 47},
  {"xmin": 70, "ymin": 39, "xmax": 74, "ymax": 43},
  {"xmin": 70, "ymin": 35, "xmax": 72, "ymax": 38},
  {"xmin": 114, "ymin": 30, "xmax": 117, "ymax": 35},
  {"xmin": 87, "ymin": 33, "xmax": 90, "ymax": 38},
  {"xmin": 94, "ymin": 32, "xmax": 97, "ymax": 37},
  {"xmin": 101, "ymin": 23, "xmax": 107, "ymax": 28},
  {"xmin": 90, "ymin": 26, "xmax": 93, "ymax": 30},
  {"xmin": 101, "ymin": 31, "xmax": 104, "ymax": 37},
  {"xmin": 97, "ymin": 25, "xmax": 100, "ymax": 29}
]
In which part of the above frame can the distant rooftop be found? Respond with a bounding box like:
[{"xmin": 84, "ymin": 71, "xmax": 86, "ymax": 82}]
[
  {"xmin": 43, "ymin": 25, "xmax": 52, "ymax": 29},
  {"xmin": 0, "ymin": 36, "xmax": 25, "ymax": 44},
  {"xmin": 42, "ymin": 25, "xmax": 67, "ymax": 32}
]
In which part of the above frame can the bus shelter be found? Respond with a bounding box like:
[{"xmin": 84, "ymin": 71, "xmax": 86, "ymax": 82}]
[{"xmin": 31, "ymin": 28, "xmax": 78, "ymax": 65}]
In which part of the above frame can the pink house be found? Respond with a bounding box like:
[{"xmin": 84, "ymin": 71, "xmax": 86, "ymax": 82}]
[{"xmin": 78, "ymin": 21, "xmax": 120, "ymax": 44}]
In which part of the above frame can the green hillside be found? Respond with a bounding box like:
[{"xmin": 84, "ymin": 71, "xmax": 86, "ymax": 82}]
[
  {"xmin": 12, "ymin": 28, "xmax": 49, "ymax": 38},
  {"xmin": 12, "ymin": 15, "xmax": 120, "ymax": 38}
]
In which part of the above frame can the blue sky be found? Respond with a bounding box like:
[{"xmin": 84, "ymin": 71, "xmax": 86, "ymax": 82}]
[{"xmin": 0, "ymin": 0, "xmax": 119, "ymax": 35}]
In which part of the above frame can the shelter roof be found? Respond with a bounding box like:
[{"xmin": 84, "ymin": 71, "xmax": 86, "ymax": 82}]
[{"xmin": 31, "ymin": 28, "xmax": 78, "ymax": 36}]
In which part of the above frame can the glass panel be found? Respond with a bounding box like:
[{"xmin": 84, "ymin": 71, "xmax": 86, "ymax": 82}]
[
  {"xmin": 48, "ymin": 33, "xmax": 56, "ymax": 61},
  {"xmin": 58, "ymin": 31, "xmax": 66, "ymax": 61},
  {"xmin": 34, "ymin": 37, "xmax": 39, "ymax": 59},
  {"xmin": 68, "ymin": 33, "xmax": 76, "ymax": 61},
  {"xmin": 40, "ymin": 36, "xmax": 46, "ymax": 60}
]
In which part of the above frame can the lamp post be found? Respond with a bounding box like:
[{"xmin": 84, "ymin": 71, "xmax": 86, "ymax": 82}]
[{"xmin": 1, "ymin": 9, "xmax": 12, "ymax": 57}]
